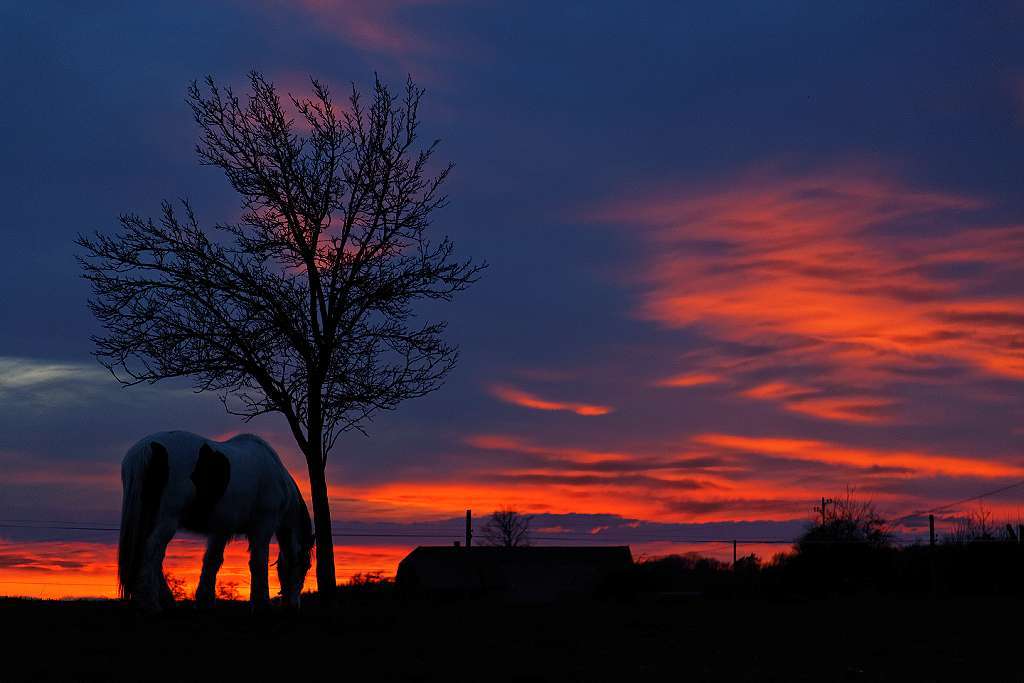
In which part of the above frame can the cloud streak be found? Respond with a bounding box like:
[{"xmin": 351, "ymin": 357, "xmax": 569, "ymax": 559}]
[
  {"xmin": 263, "ymin": 0, "xmax": 451, "ymax": 60},
  {"xmin": 489, "ymin": 384, "xmax": 613, "ymax": 416}
]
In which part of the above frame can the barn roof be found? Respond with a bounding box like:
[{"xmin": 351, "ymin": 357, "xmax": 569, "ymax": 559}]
[{"xmin": 396, "ymin": 546, "xmax": 633, "ymax": 600}]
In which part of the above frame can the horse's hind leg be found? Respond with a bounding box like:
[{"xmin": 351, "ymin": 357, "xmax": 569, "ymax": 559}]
[
  {"xmin": 138, "ymin": 520, "xmax": 177, "ymax": 612},
  {"xmin": 157, "ymin": 572, "xmax": 175, "ymax": 609},
  {"xmin": 196, "ymin": 534, "xmax": 229, "ymax": 609}
]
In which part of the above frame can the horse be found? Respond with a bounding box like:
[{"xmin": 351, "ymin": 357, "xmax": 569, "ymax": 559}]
[{"xmin": 118, "ymin": 430, "xmax": 314, "ymax": 612}]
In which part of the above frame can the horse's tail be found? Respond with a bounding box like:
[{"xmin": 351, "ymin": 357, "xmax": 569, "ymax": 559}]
[{"xmin": 118, "ymin": 441, "xmax": 169, "ymax": 600}]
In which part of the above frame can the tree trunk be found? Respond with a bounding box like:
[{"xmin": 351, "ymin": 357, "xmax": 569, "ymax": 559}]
[{"xmin": 306, "ymin": 449, "xmax": 337, "ymax": 607}]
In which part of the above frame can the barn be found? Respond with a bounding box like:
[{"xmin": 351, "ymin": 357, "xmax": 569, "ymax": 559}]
[{"xmin": 395, "ymin": 546, "xmax": 633, "ymax": 601}]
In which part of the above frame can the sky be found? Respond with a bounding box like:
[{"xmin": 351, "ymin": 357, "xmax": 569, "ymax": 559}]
[{"xmin": 1, "ymin": 1, "xmax": 1023, "ymax": 598}]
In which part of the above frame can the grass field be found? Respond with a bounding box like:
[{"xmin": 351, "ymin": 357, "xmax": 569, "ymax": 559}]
[{"xmin": 3, "ymin": 590, "xmax": 1021, "ymax": 681}]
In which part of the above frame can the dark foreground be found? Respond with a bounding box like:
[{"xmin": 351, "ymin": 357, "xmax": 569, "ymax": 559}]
[{"xmin": 2, "ymin": 591, "xmax": 1020, "ymax": 682}]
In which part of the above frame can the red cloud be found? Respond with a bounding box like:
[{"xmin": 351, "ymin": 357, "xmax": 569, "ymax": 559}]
[
  {"xmin": 263, "ymin": 0, "xmax": 449, "ymax": 59},
  {"xmin": 489, "ymin": 384, "xmax": 613, "ymax": 416}
]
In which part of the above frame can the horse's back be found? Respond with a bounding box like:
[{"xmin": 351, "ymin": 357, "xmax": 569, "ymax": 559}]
[
  {"xmin": 124, "ymin": 430, "xmax": 283, "ymax": 475},
  {"xmin": 123, "ymin": 430, "xmax": 295, "ymax": 534}
]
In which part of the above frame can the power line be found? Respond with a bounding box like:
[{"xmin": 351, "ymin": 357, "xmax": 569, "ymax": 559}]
[
  {"xmin": 923, "ymin": 478, "xmax": 1024, "ymax": 515},
  {"xmin": 0, "ymin": 580, "xmax": 115, "ymax": 587},
  {"xmin": 885, "ymin": 477, "xmax": 1024, "ymax": 529},
  {"xmin": 4, "ymin": 477, "xmax": 1024, "ymax": 546}
]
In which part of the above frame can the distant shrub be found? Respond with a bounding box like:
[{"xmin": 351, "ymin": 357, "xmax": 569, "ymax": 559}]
[
  {"xmin": 631, "ymin": 553, "xmax": 732, "ymax": 595},
  {"xmin": 344, "ymin": 571, "xmax": 394, "ymax": 597},
  {"xmin": 216, "ymin": 581, "xmax": 240, "ymax": 601},
  {"xmin": 164, "ymin": 573, "xmax": 188, "ymax": 601},
  {"xmin": 348, "ymin": 571, "xmax": 389, "ymax": 586}
]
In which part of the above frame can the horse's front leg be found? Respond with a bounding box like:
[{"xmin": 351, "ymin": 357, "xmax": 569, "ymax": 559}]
[
  {"xmin": 195, "ymin": 534, "xmax": 229, "ymax": 609},
  {"xmin": 247, "ymin": 531, "xmax": 272, "ymax": 611}
]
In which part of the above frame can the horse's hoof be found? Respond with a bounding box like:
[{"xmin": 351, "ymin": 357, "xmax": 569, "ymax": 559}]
[{"xmin": 137, "ymin": 601, "xmax": 163, "ymax": 616}]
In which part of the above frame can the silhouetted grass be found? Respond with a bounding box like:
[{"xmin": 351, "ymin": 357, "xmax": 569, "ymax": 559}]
[{"xmin": 3, "ymin": 588, "xmax": 1021, "ymax": 681}]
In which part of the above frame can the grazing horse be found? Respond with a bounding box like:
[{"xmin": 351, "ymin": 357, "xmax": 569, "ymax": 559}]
[{"xmin": 118, "ymin": 431, "xmax": 313, "ymax": 611}]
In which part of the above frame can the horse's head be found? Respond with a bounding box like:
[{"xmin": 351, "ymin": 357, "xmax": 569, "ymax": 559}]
[{"xmin": 277, "ymin": 493, "xmax": 314, "ymax": 608}]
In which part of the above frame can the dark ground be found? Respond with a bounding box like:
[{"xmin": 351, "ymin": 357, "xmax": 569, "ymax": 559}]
[{"xmin": 3, "ymin": 592, "xmax": 1021, "ymax": 682}]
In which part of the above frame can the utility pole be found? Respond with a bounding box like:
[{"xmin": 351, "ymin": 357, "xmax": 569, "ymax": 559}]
[
  {"xmin": 733, "ymin": 540, "xmax": 737, "ymax": 566},
  {"xmin": 929, "ymin": 514, "xmax": 935, "ymax": 546},
  {"xmin": 814, "ymin": 497, "xmax": 833, "ymax": 526},
  {"xmin": 465, "ymin": 509, "xmax": 472, "ymax": 548}
]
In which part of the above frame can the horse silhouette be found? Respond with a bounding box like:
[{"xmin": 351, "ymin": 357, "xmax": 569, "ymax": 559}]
[{"xmin": 118, "ymin": 431, "xmax": 313, "ymax": 612}]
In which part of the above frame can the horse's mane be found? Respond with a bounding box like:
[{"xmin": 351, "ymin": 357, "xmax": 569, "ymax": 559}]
[
  {"xmin": 228, "ymin": 433, "xmax": 314, "ymax": 562},
  {"xmin": 224, "ymin": 432, "xmax": 274, "ymax": 450}
]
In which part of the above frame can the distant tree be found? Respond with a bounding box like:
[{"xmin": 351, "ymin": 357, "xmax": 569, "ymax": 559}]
[
  {"xmin": 797, "ymin": 487, "xmax": 890, "ymax": 551},
  {"xmin": 482, "ymin": 508, "xmax": 532, "ymax": 547},
  {"xmin": 76, "ymin": 72, "xmax": 485, "ymax": 605}
]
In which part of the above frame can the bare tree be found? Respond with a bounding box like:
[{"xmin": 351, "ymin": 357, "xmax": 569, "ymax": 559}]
[
  {"xmin": 482, "ymin": 508, "xmax": 532, "ymax": 547},
  {"xmin": 797, "ymin": 486, "xmax": 891, "ymax": 550},
  {"xmin": 944, "ymin": 503, "xmax": 998, "ymax": 544},
  {"xmin": 76, "ymin": 72, "xmax": 484, "ymax": 604}
]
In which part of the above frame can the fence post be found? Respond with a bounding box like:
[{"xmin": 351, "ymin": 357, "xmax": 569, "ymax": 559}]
[
  {"xmin": 733, "ymin": 540, "xmax": 737, "ymax": 566},
  {"xmin": 929, "ymin": 514, "xmax": 935, "ymax": 546},
  {"xmin": 465, "ymin": 509, "xmax": 472, "ymax": 548}
]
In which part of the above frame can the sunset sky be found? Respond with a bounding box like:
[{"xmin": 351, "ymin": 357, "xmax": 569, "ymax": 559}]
[{"xmin": 1, "ymin": 2, "xmax": 1023, "ymax": 598}]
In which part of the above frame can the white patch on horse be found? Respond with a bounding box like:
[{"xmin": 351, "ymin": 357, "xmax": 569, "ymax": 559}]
[{"xmin": 117, "ymin": 430, "xmax": 313, "ymax": 612}]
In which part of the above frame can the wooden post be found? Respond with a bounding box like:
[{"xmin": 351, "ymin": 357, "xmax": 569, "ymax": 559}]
[
  {"xmin": 928, "ymin": 515, "xmax": 937, "ymax": 599},
  {"xmin": 733, "ymin": 540, "xmax": 737, "ymax": 566},
  {"xmin": 465, "ymin": 509, "xmax": 472, "ymax": 548}
]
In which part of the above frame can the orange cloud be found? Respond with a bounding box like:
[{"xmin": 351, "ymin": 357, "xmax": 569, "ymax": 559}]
[
  {"xmin": 464, "ymin": 433, "xmax": 631, "ymax": 464},
  {"xmin": 781, "ymin": 395, "xmax": 898, "ymax": 424},
  {"xmin": 694, "ymin": 433, "xmax": 1024, "ymax": 479},
  {"xmin": 655, "ymin": 372, "xmax": 722, "ymax": 388},
  {"xmin": 489, "ymin": 384, "xmax": 613, "ymax": 416},
  {"xmin": 740, "ymin": 381, "xmax": 813, "ymax": 401},
  {"xmin": 739, "ymin": 382, "xmax": 898, "ymax": 424},
  {"xmin": 591, "ymin": 165, "xmax": 1024, "ymax": 424},
  {"xmin": 324, "ymin": 432, "xmax": 911, "ymax": 524}
]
